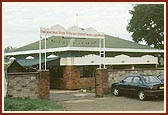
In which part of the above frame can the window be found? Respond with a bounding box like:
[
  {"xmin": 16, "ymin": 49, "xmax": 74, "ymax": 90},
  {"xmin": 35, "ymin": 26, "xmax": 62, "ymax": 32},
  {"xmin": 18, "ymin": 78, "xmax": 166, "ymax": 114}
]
[
  {"xmin": 80, "ymin": 67, "xmax": 84, "ymax": 77},
  {"xmin": 80, "ymin": 66, "xmax": 96, "ymax": 78},
  {"xmin": 123, "ymin": 77, "xmax": 133, "ymax": 84},
  {"xmin": 132, "ymin": 77, "xmax": 142, "ymax": 84},
  {"xmin": 143, "ymin": 76, "xmax": 161, "ymax": 84}
]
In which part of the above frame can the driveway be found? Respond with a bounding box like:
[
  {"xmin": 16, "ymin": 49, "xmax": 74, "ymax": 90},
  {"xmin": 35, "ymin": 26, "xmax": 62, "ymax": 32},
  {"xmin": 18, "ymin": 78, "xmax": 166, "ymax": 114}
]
[{"xmin": 50, "ymin": 90, "xmax": 165, "ymax": 112}]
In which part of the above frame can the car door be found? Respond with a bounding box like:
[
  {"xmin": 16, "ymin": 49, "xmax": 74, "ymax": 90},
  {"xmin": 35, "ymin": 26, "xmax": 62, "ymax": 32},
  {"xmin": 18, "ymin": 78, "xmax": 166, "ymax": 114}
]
[
  {"xmin": 119, "ymin": 76, "xmax": 133, "ymax": 94},
  {"xmin": 129, "ymin": 77, "xmax": 142, "ymax": 95}
]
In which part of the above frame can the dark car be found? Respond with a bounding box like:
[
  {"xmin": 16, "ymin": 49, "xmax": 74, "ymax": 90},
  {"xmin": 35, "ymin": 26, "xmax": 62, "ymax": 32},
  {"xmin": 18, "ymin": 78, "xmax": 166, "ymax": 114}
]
[
  {"xmin": 157, "ymin": 74, "xmax": 164, "ymax": 83},
  {"xmin": 111, "ymin": 75, "xmax": 164, "ymax": 101}
]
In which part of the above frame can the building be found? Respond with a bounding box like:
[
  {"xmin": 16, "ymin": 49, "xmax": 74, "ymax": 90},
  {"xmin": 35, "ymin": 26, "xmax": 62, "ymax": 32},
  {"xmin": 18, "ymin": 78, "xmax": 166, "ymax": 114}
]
[{"xmin": 4, "ymin": 25, "xmax": 164, "ymax": 89}]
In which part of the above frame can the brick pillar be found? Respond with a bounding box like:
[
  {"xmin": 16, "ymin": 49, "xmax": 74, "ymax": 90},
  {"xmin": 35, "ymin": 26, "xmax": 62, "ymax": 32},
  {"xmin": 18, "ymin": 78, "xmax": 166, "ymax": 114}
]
[
  {"xmin": 95, "ymin": 68, "xmax": 108, "ymax": 97},
  {"xmin": 38, "ymin": 70, "xmax": 50, "ymax": 100},
  {"xmin": 63, "ymin": 66, "xmax": 72, "ymax": 89},
  {"xmin": 102, "ymin": 69, "xmax": 109, "ymax": 94}
]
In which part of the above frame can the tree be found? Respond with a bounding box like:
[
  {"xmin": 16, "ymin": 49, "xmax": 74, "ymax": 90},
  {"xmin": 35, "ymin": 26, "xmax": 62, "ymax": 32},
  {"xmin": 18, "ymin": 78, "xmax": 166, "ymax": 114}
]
[
  {"xmin": 127, "ymin": 4, "xmax": 164, "ymax": 49},
  {"xmin": 4, "ymin": 46, "xmax": 16, "ymax": 53}
]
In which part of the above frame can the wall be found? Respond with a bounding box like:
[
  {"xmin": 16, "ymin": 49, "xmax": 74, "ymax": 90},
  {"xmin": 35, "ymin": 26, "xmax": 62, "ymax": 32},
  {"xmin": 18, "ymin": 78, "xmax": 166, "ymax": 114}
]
[
  {"xmin": 60, "ymin": 54, "xmax": 158, "ymax": 66},
  {"xmin": 108, "ymin": 68, "xmax": 164, "ymax": 88},
  {"xmin": 50, "ymin": 66, "xmax": 164, "ymax": 90},
  {"xmin": 53, "ymin": 66, "xmax": 95, "ymax": 90},
  {"xmin": 63, "ymin": 66, "xmax": 95, "ymax": 89},
  {"xmin": 7, "ymin": 70, "xmax": 50, "ymax": 99},
  {"xmin": 79, "ymin": 77, "xmax": 95, "ymax": 89}
]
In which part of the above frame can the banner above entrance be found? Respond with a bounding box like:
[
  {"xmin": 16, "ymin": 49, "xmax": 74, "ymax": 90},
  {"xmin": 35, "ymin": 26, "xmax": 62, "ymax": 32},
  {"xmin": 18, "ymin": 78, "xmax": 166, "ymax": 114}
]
[{"xmin": 40, "ymin": 24, "xmax": 104, "ymax": 39}]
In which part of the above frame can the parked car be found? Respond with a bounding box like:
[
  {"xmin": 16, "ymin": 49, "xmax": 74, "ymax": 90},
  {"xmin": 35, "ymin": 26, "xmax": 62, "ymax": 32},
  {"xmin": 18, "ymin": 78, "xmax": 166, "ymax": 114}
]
[
  {"xmin": 111, "ymin": 75, "xmax": 164, "ymax": 101},
  {"xmin": 157, "ymin": 74, "xmax": 164, "ymax": 83}
]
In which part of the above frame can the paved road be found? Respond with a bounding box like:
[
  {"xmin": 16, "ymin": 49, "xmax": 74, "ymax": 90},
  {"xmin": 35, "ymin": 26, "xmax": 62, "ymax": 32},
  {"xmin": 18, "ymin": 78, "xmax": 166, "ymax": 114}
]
[{"xmin": 50, "ymin": 90, "xmax": 165, "ymax": 112}]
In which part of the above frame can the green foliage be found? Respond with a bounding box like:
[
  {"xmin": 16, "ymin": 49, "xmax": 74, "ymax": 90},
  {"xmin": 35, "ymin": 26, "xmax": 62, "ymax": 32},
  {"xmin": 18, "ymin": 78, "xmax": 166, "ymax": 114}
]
[
  {"xmin": 4, "ymin": 98, "xmax": 63, "ymax": 111},
  {"xmin": 127, "ymin": 4, "xmax": 164, "ymax": 49},
  {"xmin": 4, "ymin": 46, "xmax": 17, "ymax": 53}
]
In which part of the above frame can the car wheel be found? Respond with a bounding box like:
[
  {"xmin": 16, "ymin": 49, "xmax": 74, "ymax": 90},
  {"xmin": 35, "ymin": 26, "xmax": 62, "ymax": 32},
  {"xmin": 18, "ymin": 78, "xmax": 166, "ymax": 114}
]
[
  {"xmin": 138, "ymin": 90, "xmax": 146, "ymax": 101},
  {"xmin": 112, "ymin": 87, "xmax": 119, "ymax": 96}
]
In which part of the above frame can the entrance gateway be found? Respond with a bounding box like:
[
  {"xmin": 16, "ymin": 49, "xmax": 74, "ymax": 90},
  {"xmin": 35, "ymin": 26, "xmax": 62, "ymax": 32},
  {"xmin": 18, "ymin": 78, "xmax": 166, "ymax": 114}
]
[
  {"xmin": 39, "ymin": 24, "xmax": 105, "ymax": 70},
  {"xmin": 39, "ymin": 24, "xmax": 107, "ymax": 93}
]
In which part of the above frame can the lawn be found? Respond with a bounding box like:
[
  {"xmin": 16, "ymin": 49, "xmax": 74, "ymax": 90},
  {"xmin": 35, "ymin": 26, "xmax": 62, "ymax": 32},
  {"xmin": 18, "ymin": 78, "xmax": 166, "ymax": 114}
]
[{"xmin": 4, "ymin": 98, "xmax": 63, "ymax": 111}]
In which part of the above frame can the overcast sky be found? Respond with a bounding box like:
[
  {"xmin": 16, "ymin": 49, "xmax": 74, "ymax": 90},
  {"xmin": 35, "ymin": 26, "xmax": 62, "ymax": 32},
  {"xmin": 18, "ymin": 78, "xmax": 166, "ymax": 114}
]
[{"xmin": 3, "ymin": 2, "xmax": 134, "ymax": 48}]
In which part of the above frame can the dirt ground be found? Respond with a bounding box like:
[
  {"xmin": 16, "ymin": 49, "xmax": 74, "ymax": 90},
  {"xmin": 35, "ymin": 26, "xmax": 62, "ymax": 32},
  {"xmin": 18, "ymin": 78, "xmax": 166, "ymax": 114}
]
[{"xmin": 50, "ymin": 90, "xmax": 165, "ymax": 112}]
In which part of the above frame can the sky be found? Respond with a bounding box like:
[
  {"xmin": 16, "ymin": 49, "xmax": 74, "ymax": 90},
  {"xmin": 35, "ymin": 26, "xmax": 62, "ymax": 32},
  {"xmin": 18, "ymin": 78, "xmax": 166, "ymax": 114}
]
[{"xmin": 3, "ymin": 2, "xmax": 134, "ymax": 48}]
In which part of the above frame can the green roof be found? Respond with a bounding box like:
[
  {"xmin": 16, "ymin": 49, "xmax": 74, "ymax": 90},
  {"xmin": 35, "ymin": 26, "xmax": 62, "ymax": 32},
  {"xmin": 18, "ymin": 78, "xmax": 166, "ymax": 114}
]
[
  {"xmin": 14, "ymin": 35, "xmax": 154, "ymax": 52},
  {"xmin": 17, "ymin": 56, "xmax": 59, "ymax": 67}
]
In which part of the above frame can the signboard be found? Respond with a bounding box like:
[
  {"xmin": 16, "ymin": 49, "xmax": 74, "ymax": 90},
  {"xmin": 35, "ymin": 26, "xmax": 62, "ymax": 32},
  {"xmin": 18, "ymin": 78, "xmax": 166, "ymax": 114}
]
[
  {"xmin": 39, "ymin": 24, "xmax": 105, "ymax": 70},
  {"xmin": 40, "ymin": 24, "xmax": 104, "ymax": 39}
]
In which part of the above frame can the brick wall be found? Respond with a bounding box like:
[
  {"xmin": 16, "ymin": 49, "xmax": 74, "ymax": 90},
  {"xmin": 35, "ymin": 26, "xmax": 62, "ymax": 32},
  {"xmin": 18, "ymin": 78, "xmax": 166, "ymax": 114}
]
[
  {"xmin": 7, "ymin": 70, "xmax": 50, "ymax": 100},
  {"xmin": 64, "ymin": 66, "xmax": 95, "ymax": 89},
  {"xmin": 64, "ymin": 66, "xmax": 79, "ymax": 89},
  {"xmin": 108, "ymin": 68, "xmax": 164, "ymax": 88},
  {"xmin": 50, "ymin": 66, "xmax": 164, "ymax": 91},
  {"xmin": 53, "ymin": 66, "xmax": 95, "ymax": 90},
  {"xmin": 79, "ymin": 77, "xmax": 95, "ymax": 89}
]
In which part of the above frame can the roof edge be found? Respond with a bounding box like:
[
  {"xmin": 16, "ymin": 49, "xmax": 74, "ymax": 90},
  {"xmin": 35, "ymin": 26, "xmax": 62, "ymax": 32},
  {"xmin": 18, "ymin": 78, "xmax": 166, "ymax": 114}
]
[{"xmin": 4, "ymin": 47, "xmax": 164, "ymax": 56}]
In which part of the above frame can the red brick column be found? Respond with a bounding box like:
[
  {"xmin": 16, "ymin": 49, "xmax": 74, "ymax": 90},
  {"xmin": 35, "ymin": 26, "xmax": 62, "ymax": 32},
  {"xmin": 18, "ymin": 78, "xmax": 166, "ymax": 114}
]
[
  {"xmin": 38, "ymin": 70, "xmax": 50, "ymax": 100},
  {"xmin": 95, "ymin": 68, "xmax": 108, "ymax": 97},
  {"xmin": 102, "ymin": 69, "xmax": 109, "ymax": 93}
]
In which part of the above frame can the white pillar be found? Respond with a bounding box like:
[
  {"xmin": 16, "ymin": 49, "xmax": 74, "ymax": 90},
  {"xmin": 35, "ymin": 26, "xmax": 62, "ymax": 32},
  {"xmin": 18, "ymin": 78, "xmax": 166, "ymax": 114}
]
[
  {"xmin": 45, "ymin": 35, "xmax": 47, "ymax": 70},
  {"xmin": 99, "ymin": 38, "xmax": 102, "ymax": 68},
  {"xmin": 39, "ymin": 36, "xmax": 42, "ymax": 70},
  {"xmin": 132, "ymin": 65, "xmax": 135, "ymax": 70},
  {"xmin": 103, "ymin": 38, "xmax": 106, "ymax": 69},
  {"xmin": 99, "ymin": 38, "xmax": 106, "ymax": 69}
]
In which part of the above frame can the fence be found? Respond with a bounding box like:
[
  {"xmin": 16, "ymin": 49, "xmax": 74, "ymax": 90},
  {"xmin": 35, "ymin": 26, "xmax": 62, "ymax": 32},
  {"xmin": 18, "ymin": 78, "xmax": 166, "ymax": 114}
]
[
  {"xmin": 108, "ymin": 68, "xmax": 164, "ymax": 88},
  {"xmin": 7, "ymin": 70, "xmax": 50, "ymax": 100}
]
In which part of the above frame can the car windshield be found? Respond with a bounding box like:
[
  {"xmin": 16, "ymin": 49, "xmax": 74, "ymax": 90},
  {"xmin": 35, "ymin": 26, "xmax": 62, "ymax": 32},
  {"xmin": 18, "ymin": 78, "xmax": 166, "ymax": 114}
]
[{"xmin": 142, "ymin": 76, "xmax": 161, "ymax": 84}]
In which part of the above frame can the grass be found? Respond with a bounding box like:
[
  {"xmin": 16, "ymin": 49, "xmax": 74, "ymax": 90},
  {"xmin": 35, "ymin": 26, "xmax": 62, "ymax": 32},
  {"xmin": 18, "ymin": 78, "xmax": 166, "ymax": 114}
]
[{"xmin": 4, "ymin": 98, "xmax": 63, "ymax": 111}]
